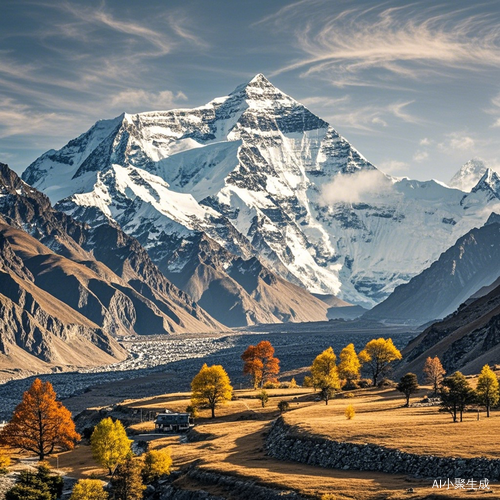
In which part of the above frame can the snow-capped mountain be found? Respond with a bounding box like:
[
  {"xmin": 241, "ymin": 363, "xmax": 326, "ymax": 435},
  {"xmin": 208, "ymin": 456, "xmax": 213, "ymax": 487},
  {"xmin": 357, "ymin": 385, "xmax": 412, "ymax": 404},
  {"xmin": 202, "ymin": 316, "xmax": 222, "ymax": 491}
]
[
  {"xmin": 448, "ymin": 159, "xmax": 488, "ymax": 192},
  {"xmin": 22, "ymin": 75, "xmax": 500, "ymax": 308},
  {"xmin": 364, "ymin": 213, "xmax": 500, "ymax": 324}
]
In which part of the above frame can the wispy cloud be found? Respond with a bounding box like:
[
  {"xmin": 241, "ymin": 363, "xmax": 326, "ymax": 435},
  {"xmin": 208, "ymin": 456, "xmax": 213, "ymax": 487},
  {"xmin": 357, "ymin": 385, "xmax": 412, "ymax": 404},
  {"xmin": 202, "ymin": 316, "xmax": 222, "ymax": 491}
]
[
  {"xmin": 438, "ymin": 132, "xmax": 476, "ymax": 152},
  {"xmin": 0, "ymin": 97, "xmax": 76, "ymax": 138},
  {"xmin": 110, "ymin": 89, "xmax": 188, "ymax": 112},
  {"xmin": 260, "ymin": 2, "xmax": 500, "ymax": 86},
  {"xmin": 319, "ymin": 98, "xmax": 420, "ymax": 132}
]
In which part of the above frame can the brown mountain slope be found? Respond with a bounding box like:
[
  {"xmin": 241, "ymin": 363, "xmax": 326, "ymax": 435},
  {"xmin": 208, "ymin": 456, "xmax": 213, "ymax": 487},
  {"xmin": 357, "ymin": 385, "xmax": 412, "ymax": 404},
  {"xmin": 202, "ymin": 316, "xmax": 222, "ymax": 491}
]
[
  {"xmin": 0, "ymin": 162, "xmax": 223, "ymax": 334},
  {"xmin": 157, "ymin": 233, "xmax": 329, "ymax": 327},
  {"xmin": 395, "ymin": 283, "xmax": 500, "ymax": 378}
]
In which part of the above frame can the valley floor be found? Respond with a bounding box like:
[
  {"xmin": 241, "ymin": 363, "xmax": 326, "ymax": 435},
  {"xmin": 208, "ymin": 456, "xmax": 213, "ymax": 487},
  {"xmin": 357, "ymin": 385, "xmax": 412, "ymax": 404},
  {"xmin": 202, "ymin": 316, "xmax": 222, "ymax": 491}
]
[
  {"xmin": 0, "ymin": 322, "xmax": 415, "ymax": 419},
  {"xmin": 48, "ymin": 385, "xmax": 498, "ymax": 500}
]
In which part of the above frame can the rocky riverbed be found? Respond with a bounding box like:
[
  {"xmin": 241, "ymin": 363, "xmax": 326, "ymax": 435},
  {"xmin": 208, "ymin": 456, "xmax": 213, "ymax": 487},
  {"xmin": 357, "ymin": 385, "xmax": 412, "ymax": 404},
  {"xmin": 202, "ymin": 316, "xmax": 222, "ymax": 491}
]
[{"xmin": 0, "ymin": 322, "xmax": 416, "ymax": 419}]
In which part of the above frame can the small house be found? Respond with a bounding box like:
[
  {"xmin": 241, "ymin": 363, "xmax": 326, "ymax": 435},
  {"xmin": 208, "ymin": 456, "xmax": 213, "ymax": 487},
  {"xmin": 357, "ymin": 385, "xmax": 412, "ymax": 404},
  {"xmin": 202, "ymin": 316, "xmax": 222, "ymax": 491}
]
[{"xmin": 154, "ymin": 410, "xmax": 194, "ymax": 433}]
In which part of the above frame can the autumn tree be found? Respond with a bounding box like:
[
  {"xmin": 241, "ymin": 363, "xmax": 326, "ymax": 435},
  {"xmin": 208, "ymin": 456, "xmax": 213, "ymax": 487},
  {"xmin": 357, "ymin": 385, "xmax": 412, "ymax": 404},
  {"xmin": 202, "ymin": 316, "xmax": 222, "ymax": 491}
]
[
  {"xmin": 191, "ymin": 363, "xmax": 233, "ymax": 418},
  {"xmin": 70, "ymin": 479, "xmax": 108, "ymax": 500},
  {"xmin": 0, "ymin": 448, "xmax": 10, "ymax": 471},
  {"xmin": 0, "ymin": 378, "xmax": 80, "ymax": 460},
  {"xmin": 91, "ymin": 418, "xmax": 132, "ymax": 475},
  {"xmin": 311, "ymin": 347, "xmax": 341, "ymax": 405},
  {"xmin": 242, "ymin": 340, "xmax": 280, "ymax": 389},
  {"xmin": 396, "ymin": 373, "xmax": 419, "ymax": 406},
  {"xmin": 423, "ymin": 356, "xmax": 446, "ymax": 395},
  {"xmin": 359, "ymin": 338, "xmax": 402, "ymax": 386},
  {"xmin": 440, "ymin": 371, "xmax": 476, "ymax": 422},
  {"xmin": 110, "ymin": 456, "xmax": 145, "ymax": 500},
  {"xmin": 142, "ymin": 448, "xmax": 172, "ymax": 484},
  {"xmin": 476, "ymin": 364, "xmax": 499, "ymax": 417},
  {"xmin": 338, "ymin": 343, "xmax": 361, "ymax": 388}
]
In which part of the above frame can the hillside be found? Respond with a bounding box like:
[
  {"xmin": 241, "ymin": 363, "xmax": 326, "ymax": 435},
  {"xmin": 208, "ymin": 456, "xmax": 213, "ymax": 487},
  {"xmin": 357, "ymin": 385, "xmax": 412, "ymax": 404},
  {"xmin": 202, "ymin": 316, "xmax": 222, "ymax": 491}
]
[{"xmin": 395, "ymin": 281, "xmax": 500, "ymax": 377}]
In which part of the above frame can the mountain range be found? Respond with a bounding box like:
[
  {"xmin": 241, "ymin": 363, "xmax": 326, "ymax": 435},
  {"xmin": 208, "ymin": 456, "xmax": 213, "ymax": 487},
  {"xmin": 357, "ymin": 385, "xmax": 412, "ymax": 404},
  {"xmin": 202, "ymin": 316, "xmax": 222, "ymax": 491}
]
[{"xmin": 22, "ymin": 74, "xmax": 500, "ymax": 312}]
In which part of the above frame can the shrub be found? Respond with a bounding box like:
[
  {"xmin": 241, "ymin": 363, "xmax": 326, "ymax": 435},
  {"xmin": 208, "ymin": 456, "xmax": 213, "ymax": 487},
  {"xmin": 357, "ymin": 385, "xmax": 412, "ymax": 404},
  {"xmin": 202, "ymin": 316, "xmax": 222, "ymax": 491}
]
[
  {"xmin": 345, "ymin": 405, "xmax": 355, "ymax": 420},
  {"xmin": 263, "ymin": 381, "xmax": 279, "ymax": 389},
  {"xmin": 357, "ymin": 378, "xmax": 372, "ymax": 388},
  {"xmin": 289, "ymin": 377, "xmax": 297, "ymax": 388},
  {"xmin": 185, "ymin": 404, "xmax": 198, "ymax": 418},
  {"xmin": 377, "ymin": 377, "xmax": 394, "ymax": 388},
  {"xmin": 70, "ymin": 479, "xmax": 108, "ymax": 500},
  {"xmin": 342, "ymin": 380, "xmax": 359, "ymax": 391},
  {"xmin": 278, "ymin": 400, "xmax": 290, "ymax": 413},
  {"xmin": 343, "ymin": 392, "xmax": 355, "ymax": 398},
  {"xmin": 142, "ymin": 448, "xmax": 172, "ymax": 483}
]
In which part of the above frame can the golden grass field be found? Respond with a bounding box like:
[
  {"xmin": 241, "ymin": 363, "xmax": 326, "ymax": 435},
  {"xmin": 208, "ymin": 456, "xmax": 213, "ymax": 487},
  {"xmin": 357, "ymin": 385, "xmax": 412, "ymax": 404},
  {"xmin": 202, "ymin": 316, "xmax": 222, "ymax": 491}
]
[{"xmin": 41, "ymin": 382, "xmax": 500, "ymax": 500}]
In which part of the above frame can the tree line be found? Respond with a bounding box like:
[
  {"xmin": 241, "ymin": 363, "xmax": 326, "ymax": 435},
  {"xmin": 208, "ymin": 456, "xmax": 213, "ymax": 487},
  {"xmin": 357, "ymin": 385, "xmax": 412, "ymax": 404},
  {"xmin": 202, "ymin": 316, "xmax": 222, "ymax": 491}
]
[{"xmin": 399, "ymin": 357, "xmax": 500, "ymax": 422}]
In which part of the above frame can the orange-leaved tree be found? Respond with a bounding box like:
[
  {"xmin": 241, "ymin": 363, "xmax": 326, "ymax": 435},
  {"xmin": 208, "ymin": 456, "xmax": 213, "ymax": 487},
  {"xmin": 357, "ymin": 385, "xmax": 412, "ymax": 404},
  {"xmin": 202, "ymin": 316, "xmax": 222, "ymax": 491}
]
[
  {"xmin": 423, "ymin": 356, "xmax": 446, "ymax": 395},
  {"xmin": 0, "ymin": 378, "xmax": 80, "ymax": 460},
  {"xmin": 241, "ymin": 340, "xmax": 280, "ymax": 389}
]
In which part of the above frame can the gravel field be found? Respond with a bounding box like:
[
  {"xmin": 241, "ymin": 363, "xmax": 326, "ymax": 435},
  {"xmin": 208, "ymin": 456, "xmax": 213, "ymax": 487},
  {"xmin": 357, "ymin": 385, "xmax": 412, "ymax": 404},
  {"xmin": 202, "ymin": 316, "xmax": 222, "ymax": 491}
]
[{"xmin": 0, "ymin": 322, "xmax": 416, "ymax": 419}]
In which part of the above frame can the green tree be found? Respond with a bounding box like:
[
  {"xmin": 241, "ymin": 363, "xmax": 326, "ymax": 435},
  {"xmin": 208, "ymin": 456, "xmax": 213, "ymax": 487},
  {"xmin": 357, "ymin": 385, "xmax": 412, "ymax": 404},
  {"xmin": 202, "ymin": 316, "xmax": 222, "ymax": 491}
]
[
  {"xmin": 70, "ymin": 479, "xmax": 108, "ymax": 500},
  {"xmin": 191, "ymin": 363, "xmax": 233, "ymax": 418},
  {"xmin": 6, "ymin": 465, "xmax": 63, "ymax": 500},
  {"xmin": 142, "ymin": 448, "xmax": 172, "ymax": 484},
  {"xmin": 476, "ymin": 364, "xmax": 499, "ymax": 417},
  {"xmin": 440, "ymin": 371, "xmax": 476, "ymax": 422},
  {"xmin": 423, "ymin": 356, "xmax": 446, "ymax": 395},
  {"xmin": 110, "ymin": 456, "xmax": 145, "ymax": 500},
  {"xmin": 91, "ymin": 418, "xmax": 132, "ymax": 475},
  {"xmin": 0, "ymin": 378, "xmax": 80, "ymax": 460},
  {"xmin": 257, "ymin": 390, "xmax": 269, "ymax": 408},
  {"xmin": 359, "ymin": 338, "xmax": 402, "ymax": 386},
  {"xmin": 338, "ymin": 343, "xmax": 361, "ymax": 387},
  {"xmin": 311, "ymin": 347, "xmax": 341, "ymax": 405},
  {"xmin": 396, "ymin": 373, "xmax": 419, "ymax": 406}
]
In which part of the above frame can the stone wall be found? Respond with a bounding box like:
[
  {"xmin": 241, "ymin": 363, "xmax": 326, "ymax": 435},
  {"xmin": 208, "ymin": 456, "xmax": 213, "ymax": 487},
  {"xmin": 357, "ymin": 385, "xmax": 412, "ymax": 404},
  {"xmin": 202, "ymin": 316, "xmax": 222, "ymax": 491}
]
[
  {"xmin": 148, "ymin": 467, "xmax": 307, "ymax": 500},
  {"xmin": 266, "ymin": 417, "xmax": 500, "ymax": 480}
]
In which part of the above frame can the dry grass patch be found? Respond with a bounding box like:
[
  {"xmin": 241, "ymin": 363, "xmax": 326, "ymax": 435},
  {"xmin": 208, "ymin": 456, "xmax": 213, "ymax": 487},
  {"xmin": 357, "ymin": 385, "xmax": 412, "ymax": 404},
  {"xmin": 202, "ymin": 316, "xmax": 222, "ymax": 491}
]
[{"xmin": 285, "ymin": 386, "xmax": 500, "ymax": 458}]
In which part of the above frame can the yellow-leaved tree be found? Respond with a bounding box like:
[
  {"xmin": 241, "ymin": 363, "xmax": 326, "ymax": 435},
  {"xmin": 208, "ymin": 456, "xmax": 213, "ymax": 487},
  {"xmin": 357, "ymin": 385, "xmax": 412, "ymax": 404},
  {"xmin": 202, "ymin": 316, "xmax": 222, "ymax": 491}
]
[
  {"xmin": 0, "ymin": 378, "xmax": 80, "ymax": 460},
  {"xmin": 70, "ymin": 479, "xmax": 108, "ymax": 500},
  {"xmin": 476, "ymin": 364, "xmax": 499, "ymax": 417},
  {"xmin": 191, "ymin": 364, "xmax": 233, "ymax": 418},
  {"xmin": 143, "ymin": 448, "xmax": 172, "ymax": 483},
  {"xmin": 90, "ymin": 417, "xmax": 132, "ymax": 475},
  {"xmin": 338, "ymin": 343, "xmax": 361, "ymax": 388},
  {"xmin": 359, "ymin": 338, "xmax": 402, "ymax": 386},
  {"xmin": 311, "ymin": 347, "xmax": 340, "ymax": 405}
]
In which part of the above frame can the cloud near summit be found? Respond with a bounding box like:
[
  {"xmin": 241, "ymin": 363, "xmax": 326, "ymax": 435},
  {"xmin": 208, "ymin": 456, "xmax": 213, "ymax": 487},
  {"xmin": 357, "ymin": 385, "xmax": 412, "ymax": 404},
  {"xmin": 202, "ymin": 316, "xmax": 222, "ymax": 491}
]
[{"xmin": 320, "ymin": 170, "xmax": 393, "ymax": 205}]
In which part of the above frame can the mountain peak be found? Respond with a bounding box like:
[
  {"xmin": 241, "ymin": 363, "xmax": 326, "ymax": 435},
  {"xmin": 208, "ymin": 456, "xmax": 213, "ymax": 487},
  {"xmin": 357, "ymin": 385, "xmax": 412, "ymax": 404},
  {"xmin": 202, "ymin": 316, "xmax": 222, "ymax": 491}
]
[
  {"xmin": 248, "ymin": 73, "xmax": 271, "ymax": 85},
  {"xmin": 449, "ymin": 158, "xmax": 487, "ymax": 192},
  {"xmin": 472, "ymin": 168, "xmax": 500, "ymax": 198}
]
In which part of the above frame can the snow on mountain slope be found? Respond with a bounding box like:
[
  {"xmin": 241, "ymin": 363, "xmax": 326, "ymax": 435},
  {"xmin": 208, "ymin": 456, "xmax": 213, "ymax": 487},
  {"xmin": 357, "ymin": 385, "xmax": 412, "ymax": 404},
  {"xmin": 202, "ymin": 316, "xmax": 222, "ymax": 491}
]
[
  {"xmin": 22, "ymin": 75, "xmax": 500, "ymax": 308},
  {"xmin": 448, "ymin": 158, "xmax": 488, "ymax": 192}
]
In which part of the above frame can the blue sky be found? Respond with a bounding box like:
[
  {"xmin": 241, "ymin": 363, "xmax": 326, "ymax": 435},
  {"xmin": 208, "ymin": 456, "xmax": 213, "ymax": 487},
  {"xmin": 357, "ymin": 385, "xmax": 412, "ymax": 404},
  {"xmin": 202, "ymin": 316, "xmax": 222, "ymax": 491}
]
[{"xmin": 2, "ymin": 0, "xmax": 500, "ymax": 182}]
